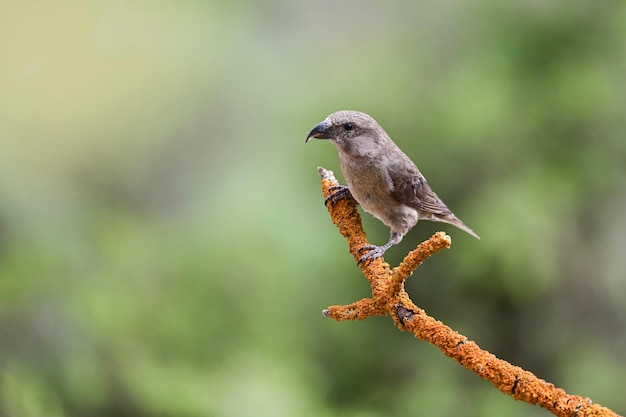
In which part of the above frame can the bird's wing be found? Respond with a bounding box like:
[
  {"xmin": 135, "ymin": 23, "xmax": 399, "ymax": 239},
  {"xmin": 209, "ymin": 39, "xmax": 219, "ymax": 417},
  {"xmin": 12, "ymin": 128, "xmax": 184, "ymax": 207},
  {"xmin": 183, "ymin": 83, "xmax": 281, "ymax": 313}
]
[{"xmin": 388, "ymin": 159, "xmax": 451, "ymax": 215}]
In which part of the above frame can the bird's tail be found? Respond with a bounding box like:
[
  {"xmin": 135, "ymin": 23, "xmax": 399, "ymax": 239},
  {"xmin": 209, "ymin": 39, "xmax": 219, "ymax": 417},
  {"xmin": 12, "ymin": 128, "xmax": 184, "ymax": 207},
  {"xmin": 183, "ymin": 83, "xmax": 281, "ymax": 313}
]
[
  {"xmin": 422, "ymin": 211, "xmax": 480, "ymax": 239},
  {"xmin": 444, "ymin": 214, "xmax": 480, "ymax": 239}
]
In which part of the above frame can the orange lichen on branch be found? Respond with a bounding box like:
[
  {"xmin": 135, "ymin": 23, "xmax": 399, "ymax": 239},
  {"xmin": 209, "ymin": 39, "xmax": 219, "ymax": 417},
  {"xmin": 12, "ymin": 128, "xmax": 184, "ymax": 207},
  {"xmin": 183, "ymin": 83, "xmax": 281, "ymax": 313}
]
[
  {"xmin": 390, "ymin": 232, "xmax": 451, "ymax": 294},
  {"xmin": 323, "ymin": 298, "xmax": 385, "ymax": 321},
  {"xmin": 316, "ymin": 166, "xmax": 621, "ymax": 417}
]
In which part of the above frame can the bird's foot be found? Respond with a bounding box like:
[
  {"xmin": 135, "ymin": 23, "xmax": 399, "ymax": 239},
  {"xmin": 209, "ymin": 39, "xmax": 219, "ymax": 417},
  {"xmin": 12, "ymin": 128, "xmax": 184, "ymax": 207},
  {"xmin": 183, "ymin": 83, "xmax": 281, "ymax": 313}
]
[
  {"xmin": 357, "ymin": 245, "xmax": 385, "ymax": 265},
  {"xmin": 324, "ymin": 185, "xmax": 352, "ymax": 206}
]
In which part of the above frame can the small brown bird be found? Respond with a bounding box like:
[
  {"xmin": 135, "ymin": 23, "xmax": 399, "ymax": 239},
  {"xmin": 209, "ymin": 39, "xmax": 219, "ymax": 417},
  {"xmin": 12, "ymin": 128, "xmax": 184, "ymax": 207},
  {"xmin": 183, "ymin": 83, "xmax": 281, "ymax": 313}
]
[{"xmin": 306, "ymin": 110, "xmax": 479, "ymax": 263}]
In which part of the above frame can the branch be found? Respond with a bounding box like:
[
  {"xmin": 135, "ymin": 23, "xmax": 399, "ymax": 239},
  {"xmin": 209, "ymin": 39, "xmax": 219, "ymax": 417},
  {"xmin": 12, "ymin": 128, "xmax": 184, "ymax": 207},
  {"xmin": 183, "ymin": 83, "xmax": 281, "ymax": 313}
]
[{"xmin": 316, "ymin": 166, "xmax": 621, "ymax": 417}]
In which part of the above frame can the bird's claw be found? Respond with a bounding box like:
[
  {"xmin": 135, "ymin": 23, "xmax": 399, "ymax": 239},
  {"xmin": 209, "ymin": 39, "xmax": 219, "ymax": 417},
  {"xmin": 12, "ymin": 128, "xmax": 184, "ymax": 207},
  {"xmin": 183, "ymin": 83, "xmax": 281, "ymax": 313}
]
[
  {"xmin": 357, "ymin": 245, "xmax": 384, "ymax": 265},
  {"xmin": 324, "ymin": 185, "xmax": 351, "ymax": 206}
]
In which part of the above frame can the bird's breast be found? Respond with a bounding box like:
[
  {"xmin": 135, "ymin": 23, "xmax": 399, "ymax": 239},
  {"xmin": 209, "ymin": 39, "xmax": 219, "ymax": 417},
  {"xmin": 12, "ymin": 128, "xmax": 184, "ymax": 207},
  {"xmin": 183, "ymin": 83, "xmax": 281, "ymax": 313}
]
[
  {"xmin": 338, "ymin": 153, "xmax": 387, "ymax": 202},
  {"xmin": 338, "ymin": 152, "xmax": 417, "ymax": 234}
]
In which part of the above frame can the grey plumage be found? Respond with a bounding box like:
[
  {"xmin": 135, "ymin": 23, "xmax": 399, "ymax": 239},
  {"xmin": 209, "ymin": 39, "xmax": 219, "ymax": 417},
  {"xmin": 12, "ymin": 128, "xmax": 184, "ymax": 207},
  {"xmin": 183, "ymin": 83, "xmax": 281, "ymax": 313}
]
[{"xmin": 306, "ymin": 110, "xmax": 479, "ymax": 263}]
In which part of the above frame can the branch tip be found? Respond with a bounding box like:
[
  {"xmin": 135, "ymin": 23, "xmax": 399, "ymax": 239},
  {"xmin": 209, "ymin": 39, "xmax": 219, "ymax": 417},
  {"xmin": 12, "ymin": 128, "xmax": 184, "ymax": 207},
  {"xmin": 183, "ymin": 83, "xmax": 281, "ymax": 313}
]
[{"xmin": 317, "ymin": 166, "xmax": 336, "ymax": 181}]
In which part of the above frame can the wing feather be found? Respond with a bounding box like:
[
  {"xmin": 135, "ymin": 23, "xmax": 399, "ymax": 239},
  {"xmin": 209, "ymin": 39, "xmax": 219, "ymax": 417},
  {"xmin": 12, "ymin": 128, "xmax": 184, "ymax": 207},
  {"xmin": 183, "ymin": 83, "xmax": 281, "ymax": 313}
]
[{"xmin": 388, "ymin": 157, "xmax": 451, "ymax": 216}]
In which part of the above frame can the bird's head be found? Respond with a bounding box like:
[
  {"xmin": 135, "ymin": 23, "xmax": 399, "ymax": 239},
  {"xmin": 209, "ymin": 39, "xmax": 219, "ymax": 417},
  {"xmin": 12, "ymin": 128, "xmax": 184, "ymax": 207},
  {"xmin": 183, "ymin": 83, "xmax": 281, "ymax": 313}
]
[{"xmin": 306, "ymin": 110, "xmax": 388, "ymax": 157}]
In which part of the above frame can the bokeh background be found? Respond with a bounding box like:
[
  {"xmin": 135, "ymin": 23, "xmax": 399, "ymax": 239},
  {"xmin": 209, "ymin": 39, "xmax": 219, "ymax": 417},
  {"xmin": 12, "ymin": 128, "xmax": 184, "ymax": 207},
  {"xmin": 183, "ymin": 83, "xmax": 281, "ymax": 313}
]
[{"xmin": 1, "ymin": 1, "xmax": 625, "ymax": 416}]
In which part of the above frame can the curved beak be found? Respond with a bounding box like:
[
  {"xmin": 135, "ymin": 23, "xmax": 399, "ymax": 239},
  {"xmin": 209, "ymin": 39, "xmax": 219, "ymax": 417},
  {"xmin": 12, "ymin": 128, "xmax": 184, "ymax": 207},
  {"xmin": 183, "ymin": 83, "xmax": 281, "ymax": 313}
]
[{"xmin": 305, "ymin": 120, "xmax": 331, "ymax": 143}]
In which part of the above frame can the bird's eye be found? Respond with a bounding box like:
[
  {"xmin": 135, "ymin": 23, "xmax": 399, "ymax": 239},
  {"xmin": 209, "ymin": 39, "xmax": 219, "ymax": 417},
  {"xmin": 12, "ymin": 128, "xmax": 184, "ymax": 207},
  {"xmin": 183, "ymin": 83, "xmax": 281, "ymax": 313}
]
[{"xmin": 343, "ymin": 123, "xmax": 353, "ymax": 131}]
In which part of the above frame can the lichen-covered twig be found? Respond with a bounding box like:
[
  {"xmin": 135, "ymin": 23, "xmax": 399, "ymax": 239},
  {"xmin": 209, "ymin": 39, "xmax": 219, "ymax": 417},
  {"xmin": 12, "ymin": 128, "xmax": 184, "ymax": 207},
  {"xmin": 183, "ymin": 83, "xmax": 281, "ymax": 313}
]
[{"xmin": 317, "ymin": 166, "xmax": 620, "ymax": 417}]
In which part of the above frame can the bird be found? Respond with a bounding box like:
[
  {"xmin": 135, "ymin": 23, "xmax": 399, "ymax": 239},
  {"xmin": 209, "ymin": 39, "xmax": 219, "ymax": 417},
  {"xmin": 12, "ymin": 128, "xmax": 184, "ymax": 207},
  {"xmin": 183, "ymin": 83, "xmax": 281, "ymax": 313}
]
[{"xmin": 306, "ymin": 110, "xmax": 479, "ymax": 263}]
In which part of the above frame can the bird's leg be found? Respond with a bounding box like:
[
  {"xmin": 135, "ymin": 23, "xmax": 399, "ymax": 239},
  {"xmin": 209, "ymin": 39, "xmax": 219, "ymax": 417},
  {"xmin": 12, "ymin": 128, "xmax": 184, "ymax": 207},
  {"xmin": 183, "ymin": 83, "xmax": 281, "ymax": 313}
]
[
  {"xmin": 357, "ymin": 231, "xmax": 403, "ymax": 265},
  {"xmin": 325, "ymin": 185, "xmax": 352, "ymax": 206}
]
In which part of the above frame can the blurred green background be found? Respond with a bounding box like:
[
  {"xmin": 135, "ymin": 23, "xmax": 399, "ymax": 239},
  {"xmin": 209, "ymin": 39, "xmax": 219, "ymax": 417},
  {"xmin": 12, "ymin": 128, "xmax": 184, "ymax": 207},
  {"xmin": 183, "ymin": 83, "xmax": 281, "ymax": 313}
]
[{"xmin": 1, "ymin": 1, "xmax": 625, "ymax": 416}]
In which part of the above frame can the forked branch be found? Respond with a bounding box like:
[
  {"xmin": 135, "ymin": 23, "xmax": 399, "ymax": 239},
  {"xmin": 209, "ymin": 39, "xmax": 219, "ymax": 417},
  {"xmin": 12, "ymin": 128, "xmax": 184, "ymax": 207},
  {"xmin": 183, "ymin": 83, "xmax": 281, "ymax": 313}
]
[{"xmin": 317, "ymin": 166, "xmax": 620, "ymax": 417}]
